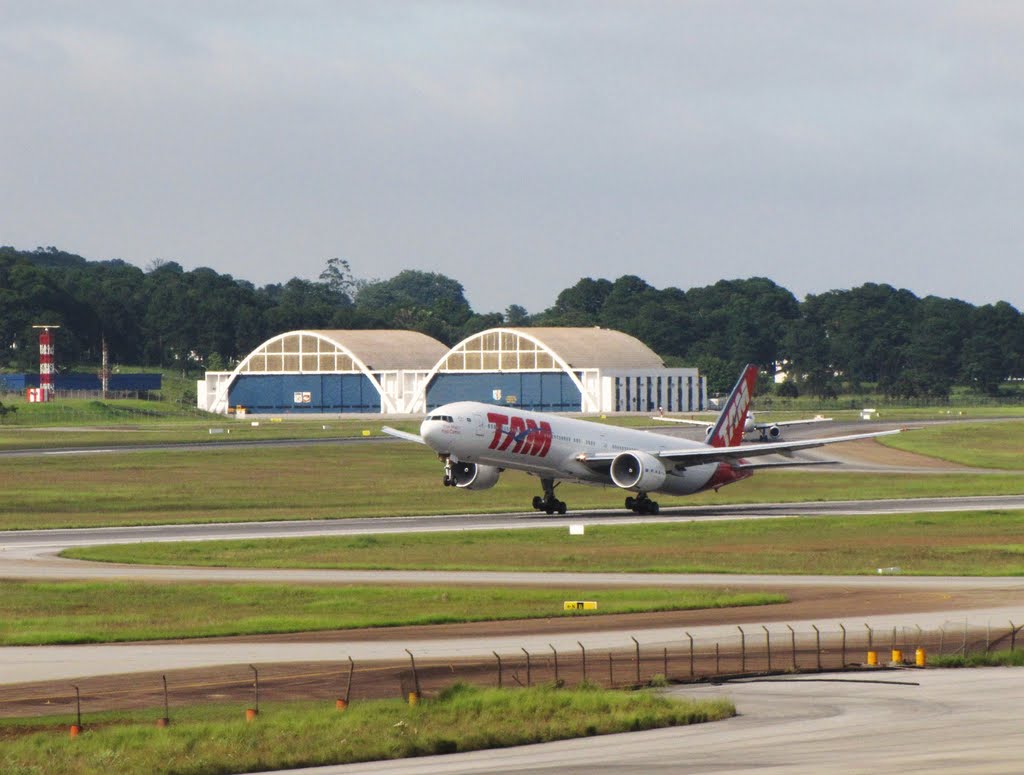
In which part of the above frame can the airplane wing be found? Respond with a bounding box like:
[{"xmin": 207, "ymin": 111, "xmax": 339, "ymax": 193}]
[
  {"xmin": 755, "ymin": 416, "xmax": 833, "ymax": 429},
  {"xmin": 577, "ymin": 428, "xmax": 903, "ymax": 468},
  {"xmin": 381, "ymin": 426, "xmax": 426, "ymax": 444},
  {"xmin": 649, "ymin": 416, "xmax": 712, "ymax": 426}
]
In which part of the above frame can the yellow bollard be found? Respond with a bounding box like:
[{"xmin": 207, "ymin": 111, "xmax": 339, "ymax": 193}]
[
  {"xmin": 69, "ymin": 724, "xmax": 82, "ymax": 738},
  {"xmin": 407, "ymin": 692, "xmax": 419, "ymax": 706},
  {"xmin": 867, "ymin": 650, "xmax": 878, "ymax": 666},
  {"xmin": 916, "ymin": 648, "xmax": 927, "ymax": 667},
  {"xmin": 336, "ymin": 698, "xmax": 348, "ymax": 712},
  {"xmin": 245, "ymin": 708, "xmax": 258, "ymax": 721},
  {"xmin": 891, "ymin": 649, "xmax": 903, "ymax": 664}
]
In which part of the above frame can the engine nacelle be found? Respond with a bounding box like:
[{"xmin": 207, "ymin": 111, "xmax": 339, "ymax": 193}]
[
  {"xmin": 743, "ymin": 417, "xmax": 757, "ymax": 434},
  {"xmin": 703, "ymin": 425, "xmax": 714, "ymax": 440},
  {"xmin": 450, "ymin": 462, "xmax": 501, "ymax": 490},
  {"xmin": 766, "ymin": 424, "xmax": 781, "ymax": 439},
  {"xmin": 609, "ymin": 450, "xmax": 667, "ymax": 492}
]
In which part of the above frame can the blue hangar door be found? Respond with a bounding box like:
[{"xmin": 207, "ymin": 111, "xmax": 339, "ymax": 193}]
[
  {"xmin": 425, "ymin": 373, "xmax": 582, "ymax": 411},
  {"xmin": 229, "ymin": 375, "xmax": 382, "ymax": 413}
]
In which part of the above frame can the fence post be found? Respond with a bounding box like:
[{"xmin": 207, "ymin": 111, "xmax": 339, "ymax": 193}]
[
  {"xmin": 1011, "ymin": 621, "xmax": 1018, "ymax": 652},
  {"xmin": 865, "ymin": 623, "xmax": 873, "ymax": 652},
  {"xmin": 839, "ymin": 624, "xmax": 846, "ymax": 667},
  {"xmin": 522, "ymin": 648, "xmax": 532, "ymax": 687},
  {"xmin": 738, "ymin": 626, "xmax": 746, "ymax": 672},
  {"xmin": 578, "ymin": 641, "xmax": 587, "ymax": 683},
  {"xmin": 631, "ymin": 636, "xmax": 641, "ymax": 684},
  {"xmin": 248, "ymin": 665, "xmax": 259, "ymax": 720},
  {"xmin": 787, "ymin": 625, "xmax": 797, "ymax": 670},
  {"xmin": 812, "ymin": 626, "xmax": 821, "ymax": 670},
  {"xmin": 550, "ymin": 644, "xmax": 559, "ymax": 685},
  {"xmin": 157, "ymin": 675, "xmax": 169, "ymax": 727},
  {"xmin": 663, "ymin": 647, "xmax": 668, "ymax": 679},
  {"xmin": 962, "ymin": 618, "xmax": 968, "ymax": 656},
  {"xmin": 939, "ymin": 626, "xmax": 945, "ymax": 656},
  {"xmin": 346, "ymin": 657, "xmax": 355, "ymax": 704},
  {"xmin": 405, "ymin": 650, "xmax": 421, "ymax": 701},
  {"xmin": 715, "ymin": 643, "xmax": 720, "ymax": 674},
  {"xmin": 494, "ymin": 651, "xmax": 502, "ymax": 689},
  {"xmin": 686, "ymin": 632, "xmax": 694, "ymax": 678},
  {"xmin": 986, "ymin": 620, "xmax": 991, "ymax": 652},
  {"xmin": 608, "ymin": 653, "xmax": 614, "ymax": 686},
  {"xmin": 70, "ymin": 685, "xmax": 83, "ymax": 737},
  {"xmin": 763, "ymin": 625, "xmax": 771, "ymax": 672}
]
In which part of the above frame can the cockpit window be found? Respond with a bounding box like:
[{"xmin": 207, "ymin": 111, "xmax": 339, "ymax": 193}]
[{"xmin": 426, "ymin": 415, "xmax": 454, "ymax": 422}]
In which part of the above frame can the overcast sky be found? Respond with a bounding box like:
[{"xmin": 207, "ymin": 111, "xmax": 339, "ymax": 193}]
[{"xmin": 3, "ymin": 2, "xmax": 1023, "ymax": 314}]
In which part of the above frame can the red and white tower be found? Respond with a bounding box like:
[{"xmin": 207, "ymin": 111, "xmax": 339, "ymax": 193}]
[{"xmin": 32, "ymin": 325, "xmax": 60, "ymax": 402}]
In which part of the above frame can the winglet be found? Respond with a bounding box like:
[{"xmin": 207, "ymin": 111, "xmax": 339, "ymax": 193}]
[{"xmin": 707, "ymin": 364, "xmax": 758, "ymax": 448}]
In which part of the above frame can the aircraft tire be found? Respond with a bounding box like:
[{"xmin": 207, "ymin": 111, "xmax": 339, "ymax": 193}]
[
  {"xmin": 532, "ymin": 496, "xmax": 544, "ymax": 510},
  {"xmin": 556, "ymin": 500, "xmax": 567, "ymax": 515},
  {"xmin": 625, "ymin": 496, "xmax": 636, "ymax": 510},
  {"xmin": 650, "ymin": 501, "xmax": 660, "ymax": 515}
]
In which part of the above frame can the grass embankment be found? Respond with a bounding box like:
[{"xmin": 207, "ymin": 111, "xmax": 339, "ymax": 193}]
[
  {"xmin": 67, "ymin": 509, "xmax": 1024, "ymax": 577},
  {"xmin": 2, "ymin": 438, "xmax": 1023, "ymax": 530},
  {"xmin": 931, "ymin": 650, "xmax": 1024, "ymax": 668},
  {"xmin": 881, "ymin": 421, "xmax": 1024, "ymax": 470},
  {"xmin": 0, "ymin": 582, "xmax": 782, "ymax": 645},
  {"xmin": 0, "ymin": 683, "xmax": 735, "ymax": 773}
]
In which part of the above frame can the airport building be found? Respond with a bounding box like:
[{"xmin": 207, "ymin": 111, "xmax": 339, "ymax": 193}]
[{"xmin": 197, "ymin": 327, "xmax": 706, "ymax": 416}]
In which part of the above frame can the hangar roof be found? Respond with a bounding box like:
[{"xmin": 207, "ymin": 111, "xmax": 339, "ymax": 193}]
[
  {"xmin": 435, "ymin": 327, "xmax": 665, "ymax": 373},
  {"xmin": 306, "ymin": 330, "xmax": 449, "ymax": 371},
  {"xmin": 510, "ymin": 327, "xmax": 665, "ymax": 370}
]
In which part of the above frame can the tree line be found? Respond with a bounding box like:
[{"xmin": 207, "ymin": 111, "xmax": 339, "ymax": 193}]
[{"xmin": 2, "ymin": 246, "xmax": 1022, "ymax": 398}]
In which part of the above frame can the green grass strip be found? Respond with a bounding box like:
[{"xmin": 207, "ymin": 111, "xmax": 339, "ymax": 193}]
[
  {"xmin": 0, "ymin": 684, "xmax": 734, "ymax": 774},
  {"xmin": 881, "ymin": 420, "xmax": 1024, "ymax": 470},
  {"xmin": 65, "ymin": 509, "xmax": 1024, "ymax": 577},
  {"xmin": 1, "ymin": 436, "xmax": 1023, "ymax": 530},
  {"xmin": 0, "ymin": 582, "xmax": 782, "ymax": 645}
]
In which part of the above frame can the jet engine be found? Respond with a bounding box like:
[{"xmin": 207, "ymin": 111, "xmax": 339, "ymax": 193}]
[
  {"xmin": 449, "ymin": 462, "xmax": 501, "ymax": 490},
  {"xmin": 609, "ymin": 450, "xmax": 667, "ymax": 492},
  {"xmin": 766, "ymin": 424, "xmax": 781, "ymax": 439}
]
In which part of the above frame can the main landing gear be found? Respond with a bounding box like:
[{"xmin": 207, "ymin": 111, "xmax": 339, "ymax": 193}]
[
  {"xmin": 625, "ymin": 492, "xmax": 659, "ymax": 515},
  {"xmin": 532, "ymin": 477, "xmax": 567, "ymax": 515}
]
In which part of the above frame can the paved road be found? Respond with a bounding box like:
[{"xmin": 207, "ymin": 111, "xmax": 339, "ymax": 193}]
[{"xmin": 279, "ymin": 668, "xmax": 1024, "ymax": 774}]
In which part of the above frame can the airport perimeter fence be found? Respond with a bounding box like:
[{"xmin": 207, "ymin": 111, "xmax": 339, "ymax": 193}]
[{"xmin": 3, "ymin": 619, "xmax": 1022, "ymax": 726}]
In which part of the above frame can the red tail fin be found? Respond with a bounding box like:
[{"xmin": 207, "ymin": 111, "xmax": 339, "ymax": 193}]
[{"xmin": 707, "ymin": 365, "xmax": 758, "ymax": 448}]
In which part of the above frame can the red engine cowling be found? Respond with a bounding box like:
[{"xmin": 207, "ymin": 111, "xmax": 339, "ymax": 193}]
[
  {"xmin": 450, "ymin": 462, "xmax": 501, "ymax": 490},
  {"xmin": 609, "ymin": 450, "xmax": 667, "ymax": 492}
]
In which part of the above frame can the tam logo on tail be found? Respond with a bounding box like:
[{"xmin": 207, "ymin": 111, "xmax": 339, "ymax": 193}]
[{"xmin": 708, "ymin": 365, "xmax": 758, "ymax": 448}]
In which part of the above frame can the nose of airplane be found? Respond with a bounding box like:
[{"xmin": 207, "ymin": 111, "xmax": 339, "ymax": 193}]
[{"xmin": 420, "ymin": 418, "xmax": 445, "ymax": 451}]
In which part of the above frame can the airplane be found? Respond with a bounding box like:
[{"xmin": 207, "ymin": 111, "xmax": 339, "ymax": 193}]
[
  {"xmin": 383, "ymin": 364, "xmax": 903, "ymax": 516},
  {"xmin": 650, "ymin": 409, "xmax": 833, "ymax": 441}
]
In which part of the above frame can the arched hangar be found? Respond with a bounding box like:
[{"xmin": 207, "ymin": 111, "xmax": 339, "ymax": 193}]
[
  {"xmin": 198, "ymin": 329, "xmax": 449, "ymax": 415},
  {"xmin": 198, "ymin": 327, "xmax": 706, "ymax": 415},
  {"xmin": 425, "ymin": 327, "xmax": 705, "ymax": 413}
]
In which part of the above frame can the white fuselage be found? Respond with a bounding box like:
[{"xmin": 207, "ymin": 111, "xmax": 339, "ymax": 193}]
[{"xmin": 421, "ymin": 401, "xmax": 731, "ymax": 496}]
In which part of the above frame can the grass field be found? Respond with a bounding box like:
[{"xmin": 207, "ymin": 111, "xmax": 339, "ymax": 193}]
[
  {"xmin": 881, "ymin": 421, "xmax": 1024, "ymax": 470},
  {"xmin": 0, "ymin": 582, "xmax": 783, "ymax": 645},
  {"xmin": 0, "ymin": 684, "xmax": 735, "ymax": 773},
  {"xmin": 2, "ymin": 434, "xmax": 1023, "ymax": 530},
  {"xmin": 66, "ymin": 509, "xmax": 1024, "ymax": 577}
]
